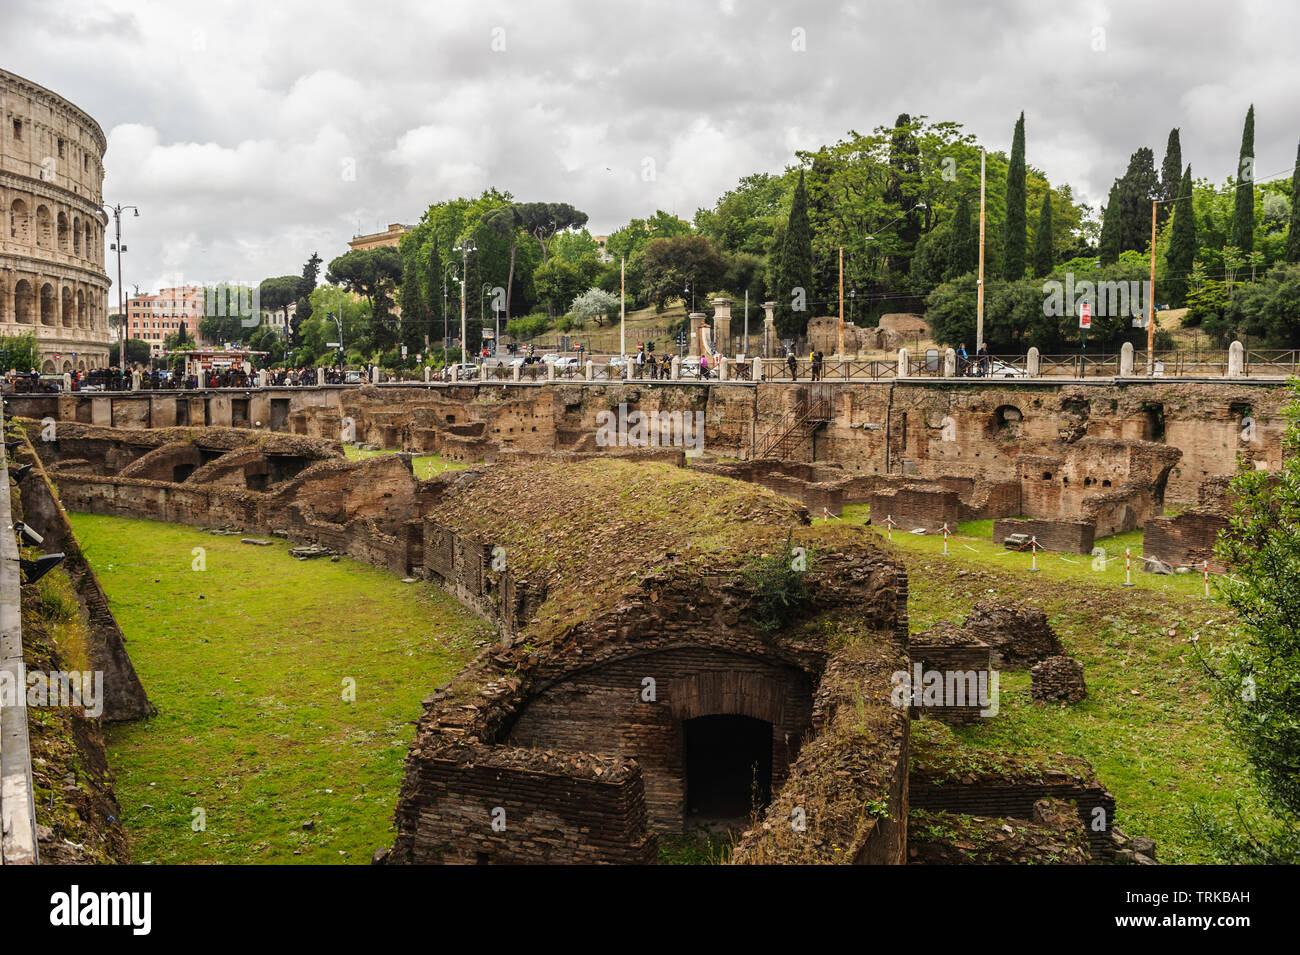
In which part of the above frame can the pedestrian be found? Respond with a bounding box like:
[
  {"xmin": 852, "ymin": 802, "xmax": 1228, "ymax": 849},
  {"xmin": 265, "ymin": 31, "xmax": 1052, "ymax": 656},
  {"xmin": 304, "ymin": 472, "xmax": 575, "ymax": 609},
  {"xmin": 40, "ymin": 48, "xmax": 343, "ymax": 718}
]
[
  {"xmin": 787, "ymin": 351, "xmax": 798, "ymax": 380},
  {"xmin": 976, "ymin": 342, "xmax": 990, "ymax": 377},
  {"xmin": 957, "ymin": 343, "xmax": 968, "ymax": 376}
]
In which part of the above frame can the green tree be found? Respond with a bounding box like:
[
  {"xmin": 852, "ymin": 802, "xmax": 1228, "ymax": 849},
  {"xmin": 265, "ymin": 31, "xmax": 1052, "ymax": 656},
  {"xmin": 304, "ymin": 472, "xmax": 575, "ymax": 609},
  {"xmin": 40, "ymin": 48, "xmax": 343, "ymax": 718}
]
[
  {"xmin": 944, "ymin": 193, "xmax": 976, "ymax": 279},
  {"xmin": 1032, "ymin": 191, "xmax": 1053, "ymax": 277},
  {"xmin": 397, "ymin": 251, "xmax": 429, "ymax": 353},
  {"xmin": 0, "ymin": 331, "xmax": 41, "ymax": 372},
  {"xmin": 1288, "ymin": 141, "xmax": 1300, "ymax": 263},
  {"xmin": 1158, "ymin": 128, "xmax": 1182, "ymax": 225},
  {"xmin": 1002, "ymin": 111, "xmax": 1027, "ymax": 280},
  {"xmin": 291, "ymin": 252, "xmax": 322, "ymax": 346},
  {"xmin": 1098, "ymin": 181, "xmax": 1121, "ymax": 265},
  {"xmin": 1233, "ymin": 105, "xmax": 1256, "ymax": 254},
  {"xmin": 257, "ymin": 275, "xmax": 300, "ymax": 338},
  {"xmin": 1198, "ymin": 381, "xmax": 1300, "ymax": 862},
  {"xmin": 1117, "ymin": 147, "xmax": 1159, "ymax": 254},
  {"xmin": 325, "ymin": 247, "xmax": 404, "ymax": 351},
  {"xmin": 638, "ymin": 235, "xmax": 727, "ymax": 313},
  {"xmin": 1167, "ymin": 166, "xmax": 1198, "ymax": 306},
  {"xmin": 775, "ymin": 169, "xmax": 813, "ymax": 336}
]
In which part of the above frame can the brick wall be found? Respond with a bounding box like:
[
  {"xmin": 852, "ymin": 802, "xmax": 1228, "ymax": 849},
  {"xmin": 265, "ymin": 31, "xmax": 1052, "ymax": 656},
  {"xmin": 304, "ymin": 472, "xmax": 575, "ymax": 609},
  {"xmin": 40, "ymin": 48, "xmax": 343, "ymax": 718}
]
[
  {"xmin": 1143, "ymin": 511, "xmax": 1230, "ymax": 572},
  {"xmin": 993, "ymin": 518, "xmax": 1096, "ymax": 555}
]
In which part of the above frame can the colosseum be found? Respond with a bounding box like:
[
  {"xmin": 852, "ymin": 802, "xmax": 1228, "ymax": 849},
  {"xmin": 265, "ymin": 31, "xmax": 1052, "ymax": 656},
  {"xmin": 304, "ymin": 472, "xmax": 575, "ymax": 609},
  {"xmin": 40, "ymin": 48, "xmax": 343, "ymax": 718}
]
[{"xmin": 0, "ymin": 68, "xmax": 112, "ymax": 372}]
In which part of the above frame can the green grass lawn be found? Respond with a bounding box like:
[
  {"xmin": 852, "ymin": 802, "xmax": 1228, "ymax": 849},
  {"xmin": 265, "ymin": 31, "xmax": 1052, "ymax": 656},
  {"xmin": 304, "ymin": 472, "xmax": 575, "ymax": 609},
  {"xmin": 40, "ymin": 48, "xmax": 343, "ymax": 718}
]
[
  {"xmin": 342, "ymin": 446, "xmax": 470, "ymax": 477},
  {"xmin": 70, "ymin": 513, "xmax": 490, "ymax": 865},
  {"xmin": 835, "ymin": 505, "xmax": 1264, "ymax": 862}
]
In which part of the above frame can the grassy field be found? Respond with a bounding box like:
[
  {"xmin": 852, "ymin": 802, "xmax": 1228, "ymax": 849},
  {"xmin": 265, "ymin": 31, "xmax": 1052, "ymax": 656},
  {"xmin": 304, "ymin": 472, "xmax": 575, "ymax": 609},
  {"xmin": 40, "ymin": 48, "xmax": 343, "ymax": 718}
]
[
  {"xmin": 834, "ymin": 506, "xmax": 1263, "ymax": 862},
  {"xmin": 70, "ymin": 513, "xmax": 489, "ymax": 865},
  {"xmin": 342, "ymin": 445, "xmax": 470, "ymax": 477}
]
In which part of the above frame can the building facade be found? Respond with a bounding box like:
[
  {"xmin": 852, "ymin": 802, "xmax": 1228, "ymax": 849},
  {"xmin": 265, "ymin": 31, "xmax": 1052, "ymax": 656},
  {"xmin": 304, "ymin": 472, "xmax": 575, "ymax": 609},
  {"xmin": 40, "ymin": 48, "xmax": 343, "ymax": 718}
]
[
  {"xmin": 348, "ymin": 222, "xmax": 410, "ymax": 252},
  {"xmin": 127, "ymin": 285, "xmax": 206, "ymax": 356},
  {"xmin": 0, "ymin": 68, "xmax": 113, "ymax": 371}
]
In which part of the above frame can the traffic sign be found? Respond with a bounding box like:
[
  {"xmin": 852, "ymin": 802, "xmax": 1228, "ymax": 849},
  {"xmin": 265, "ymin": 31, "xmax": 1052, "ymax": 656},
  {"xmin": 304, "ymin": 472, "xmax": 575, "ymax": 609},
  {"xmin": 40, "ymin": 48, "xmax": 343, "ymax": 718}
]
[{"xmin": 1079, "ymin": 303, "xmax": 1092, "ymax": 329}]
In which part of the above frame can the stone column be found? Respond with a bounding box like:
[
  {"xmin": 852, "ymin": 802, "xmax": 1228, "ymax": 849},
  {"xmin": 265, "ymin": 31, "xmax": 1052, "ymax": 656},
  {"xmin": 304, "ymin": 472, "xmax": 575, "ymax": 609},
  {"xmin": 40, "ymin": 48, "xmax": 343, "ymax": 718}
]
[
  {"xmin": 1119, "ymin": 342, "xmax": 1134, "ymax": 377},
  {"xmin": 752, "ymin": 356, "xmax": 764, "ymax": 381},
  {"xmin": 762, "ymin": 302, "xmax": 776, "ymax": 356},
  {"xmin": 198, "ymin": 368, "xmax": 206, "ymax": 389},
  {"xmin": 585, "ymin": 360, "xmax": 594, "ymax": 381},
  {"xmin": 131, "ymin": 371, "xmax": 141, "ymax": 391},
  {"xmin": 317, "ymin": 367, "xmax": 326, "ymax": 386},
  {"xmin": 711, "ymin": 298, "xmax": 732, "ymax": 357},
  {"xmin": 423, "ymin": 366, "xmax": 430, "ymax": 383},
  {"xmin": 257, "ymin": 369, "xmax": 268, "ymax": 387},
  {"xmin": 547, "ymin": 361, "xmax": 556, "ymax": 381},
  {"xmin": 671, "ymin": 356, "xmax": 681, "ymax": 380},
  {"xmin": 943, "ymin": 348, "xmax": 956, "ymax": 377},
  {"xmin": 371, "ymin": 366, "xmax": 381, "ymax": 384},
  {"xmin": 451, "ymin": 364, "xmax": 459, "ymax": 382},
  {"xmin": 1027, "ymin": 347, "xmax": 1041, "ymax": 377},
  {"xmin": 513, "ymin": 363, "xmax": 521, "ymax": 381},
  {"xmin": 897, "ymin": 347, "xmax": 909, "ymax": 378},
  {"xmin": 689, "ymin": 312, "xmax": 708, "ymax": 356},
  {"xmin": 479, "ymin": 363, "xmax": 488, "ymax": 381},
  {"xmin": 719, "ymin": 357, "xmax": 730, "ymax": 381},
  {"xmin": 63, "ymin": 372, "xmax": 72, "ymax": 391},
  {"xmin": 1228, "ymin": 340, "xmax": 1244, "ymax": 378}
]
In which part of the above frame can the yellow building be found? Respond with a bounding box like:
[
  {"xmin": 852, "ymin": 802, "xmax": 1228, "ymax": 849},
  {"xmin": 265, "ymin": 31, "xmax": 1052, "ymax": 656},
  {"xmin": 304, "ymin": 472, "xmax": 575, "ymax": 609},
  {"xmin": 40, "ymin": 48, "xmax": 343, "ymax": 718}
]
[{"xmin": 348, "ymin": 222, "xmax": 411, "ymax": 252}]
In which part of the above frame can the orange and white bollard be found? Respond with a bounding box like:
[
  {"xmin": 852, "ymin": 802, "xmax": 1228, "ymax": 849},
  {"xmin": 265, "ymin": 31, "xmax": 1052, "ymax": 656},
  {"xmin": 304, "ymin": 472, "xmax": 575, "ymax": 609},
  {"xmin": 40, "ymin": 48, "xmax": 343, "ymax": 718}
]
[
  {"xmin": 823, "ymin": 507, "xmax": 829, "ymax": 523},
  {"xmin": 885, "ymin": 515, "xmax": 896, "ymax": 542},
  {"xmin": 1029, "ymin": 536, "xmax": 1041, "ymax": 572},
  {"xmin": 941, "ymin": 523, "xmax": 950, "ymax": 555},
  {"xmin": 1123, "ymin": 547, "xmax": 1134, "ymax": 587},
  {"xmin": 1204, "ymin": 560, "xmax": 1210, "ymax": 598}
]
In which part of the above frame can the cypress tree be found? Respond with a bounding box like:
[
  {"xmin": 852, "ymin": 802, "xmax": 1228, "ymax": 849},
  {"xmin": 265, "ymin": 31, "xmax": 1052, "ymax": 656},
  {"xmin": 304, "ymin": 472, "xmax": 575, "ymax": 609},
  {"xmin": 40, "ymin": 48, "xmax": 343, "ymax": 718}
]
[
  {"xmin": 1233, "ymin": 105, "xmax": 1256, "ymax": 253},
  {"xmin": 1287, "ymin": 141, "xmax": 1300, "ymax": 263},
  {"xmin": 424, "ymin": 238, "xmax": 443, "ymax": 342},
  {"xmin": 1032, "ymin": 192, "xmax": 1054, "ymax": 277},
  {"xmin": 1098, "ymin": 181, "xmax": 1122, "ymax": 265},
  {"xmin": 944, "ymin": 193, "xmax": 975, "ymax": 279},
  {"xmin": 1158, "ymin": 128, "xmax": 1182, "ymax": 225},
  {"xmin": 1117, "ymin": 148, "xmax": 1158, "ymax": 254},
  {"xmin": 1167, "ymin": 166, "xmax": 1197, "ymax": 306},
  {"xmin": 1002, "ymin": 111, "xmax": 1027, "ymax": 280},
  {"xmin": 776, "ymin": 169, "xmax": 813, "ymax": 338}
]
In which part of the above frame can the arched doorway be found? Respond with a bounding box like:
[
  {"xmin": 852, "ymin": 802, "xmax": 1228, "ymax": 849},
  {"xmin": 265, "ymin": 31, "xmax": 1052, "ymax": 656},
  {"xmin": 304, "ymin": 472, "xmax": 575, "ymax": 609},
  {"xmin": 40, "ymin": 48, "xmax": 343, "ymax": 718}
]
[
  {"xmin": 683, "ymin": 714, "xmax": 774, "ymax": 823},
  {"xmin": 61, "ymin": 286, "xmax": 74, "ymax": 327},
  {"xmin": 14, "ymin": 279, "xmax": 34, "ymax": 324},
  {"xmin": 40, "ymin": 283, "xmax": 56, "ymax": 326}
]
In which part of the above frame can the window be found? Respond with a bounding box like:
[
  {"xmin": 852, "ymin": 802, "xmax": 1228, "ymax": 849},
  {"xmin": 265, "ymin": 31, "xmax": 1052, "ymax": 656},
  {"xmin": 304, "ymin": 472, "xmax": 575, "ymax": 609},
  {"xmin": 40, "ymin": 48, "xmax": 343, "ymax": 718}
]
[
  {"xmin": 12, "ymin": 119, "xmax": 22, "ymax": 140},
  {"xmin": 57, "ymin": 138, "xmax": 65, "ymax": 158}
]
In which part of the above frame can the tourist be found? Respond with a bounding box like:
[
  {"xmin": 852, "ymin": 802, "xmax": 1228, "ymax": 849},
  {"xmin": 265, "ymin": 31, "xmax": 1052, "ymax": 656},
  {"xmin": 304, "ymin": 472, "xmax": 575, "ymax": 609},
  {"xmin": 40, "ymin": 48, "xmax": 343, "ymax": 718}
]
[
  {"xmin": 787, "ymin": 352, "xmax": 798, "ymax": 380},
  {"xmin": 957, "ymin": 343, "xmax": 969, "ymax": 376},
  {"xmin": 976, "ymin": 343, "xmax": 990, "ymax": 377}
]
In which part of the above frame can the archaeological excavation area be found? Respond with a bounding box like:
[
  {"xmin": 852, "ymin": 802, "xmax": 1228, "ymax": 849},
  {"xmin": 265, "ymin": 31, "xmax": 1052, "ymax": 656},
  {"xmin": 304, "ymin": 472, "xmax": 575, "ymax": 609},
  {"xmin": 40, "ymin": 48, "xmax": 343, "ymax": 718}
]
[{"xmin": 3, "ymin": 374, "xmax": 1285, "ymax": 865}]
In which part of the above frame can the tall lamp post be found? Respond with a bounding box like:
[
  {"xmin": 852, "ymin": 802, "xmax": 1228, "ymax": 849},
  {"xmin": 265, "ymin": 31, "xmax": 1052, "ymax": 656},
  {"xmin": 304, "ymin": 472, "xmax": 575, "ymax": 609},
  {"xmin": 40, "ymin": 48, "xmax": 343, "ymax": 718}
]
[
  {"xmin": 455, "ymin": 239, "xmax": 476, "ymax": 362},
  {"xmin": 104, "ymin": 202, "xmax": 139, "ymax": 379}
]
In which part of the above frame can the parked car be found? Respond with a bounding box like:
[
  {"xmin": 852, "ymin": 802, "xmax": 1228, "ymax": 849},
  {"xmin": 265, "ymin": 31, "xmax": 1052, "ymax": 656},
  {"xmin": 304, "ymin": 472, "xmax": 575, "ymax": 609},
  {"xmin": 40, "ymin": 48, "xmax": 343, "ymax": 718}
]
[
  {"xmin": 553, "ymin": 356, "xmax": 581, "ymax": 370},
  {"xmin": 986, "ymin": 360, "xmax": 1027, "ymax": 378}
]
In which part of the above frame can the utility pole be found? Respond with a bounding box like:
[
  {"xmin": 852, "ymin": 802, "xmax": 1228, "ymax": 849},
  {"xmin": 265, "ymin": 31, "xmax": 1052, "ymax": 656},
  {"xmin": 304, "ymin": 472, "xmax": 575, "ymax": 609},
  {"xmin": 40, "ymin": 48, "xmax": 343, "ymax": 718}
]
[
  {"xmin": 104, "ymin": 202, "xmax": 138, "ymax": 377},
  {"xmin": 1147, "ymin": 199, "xmax": 1157, "ymax": 374},
  {"xmin": 976, "ymin": 150, "xmax": 986, "ymax": 354},
  {"xmin": 838, "ymin": 246, "xmax": 845, "ymax": 359},
  {"xmin": 620, "ymin": 256, "xmax": 626, "ymax": 370}
]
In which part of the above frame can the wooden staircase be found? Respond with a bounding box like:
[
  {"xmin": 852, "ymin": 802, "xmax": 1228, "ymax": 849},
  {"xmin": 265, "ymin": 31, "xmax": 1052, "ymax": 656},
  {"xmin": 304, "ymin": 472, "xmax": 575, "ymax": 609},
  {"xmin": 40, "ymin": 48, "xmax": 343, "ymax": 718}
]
[{"xmin": 753, "ymin": 392, "xmax": 833, "ymax": 460}]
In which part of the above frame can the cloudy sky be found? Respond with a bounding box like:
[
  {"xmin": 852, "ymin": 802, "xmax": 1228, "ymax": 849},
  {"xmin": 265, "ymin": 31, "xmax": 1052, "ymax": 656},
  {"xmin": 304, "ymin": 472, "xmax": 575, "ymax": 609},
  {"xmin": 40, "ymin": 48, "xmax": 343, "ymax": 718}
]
[{"xmin": 8, "ymin": 0, "xmax": 1300, "ymax": 294}]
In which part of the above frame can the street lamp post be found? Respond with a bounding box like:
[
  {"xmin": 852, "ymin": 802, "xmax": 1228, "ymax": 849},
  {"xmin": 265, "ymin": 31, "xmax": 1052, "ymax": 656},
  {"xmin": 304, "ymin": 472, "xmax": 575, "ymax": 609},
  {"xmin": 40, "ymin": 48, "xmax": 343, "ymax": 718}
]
[{"xmin": 104, "ymin": 202, "xmax": 139, "ymax": 381}]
